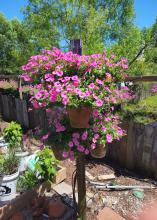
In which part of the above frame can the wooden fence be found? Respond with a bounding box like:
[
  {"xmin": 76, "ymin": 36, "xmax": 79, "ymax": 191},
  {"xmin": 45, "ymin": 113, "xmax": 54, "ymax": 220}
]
[
  {"xmin": 0, "ymin": 75, "xmax": 157, "ymax": 177},
  {"xmin": 107, "ymin": 121, "xmax": 157, "ymax": 178},
  {"xmin": 0, "ymin": 93, "xmax": 48, "ymax": 130}
]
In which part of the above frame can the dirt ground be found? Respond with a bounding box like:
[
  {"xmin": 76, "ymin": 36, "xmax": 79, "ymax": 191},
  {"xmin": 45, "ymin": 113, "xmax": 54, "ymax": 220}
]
[
  {"xmin": 1, "ymin": 120, "xmax": 157, "ymax": 220},
  {"xmin": 60, "ymin": 158, "xmax": 157, "ymax": 220}
]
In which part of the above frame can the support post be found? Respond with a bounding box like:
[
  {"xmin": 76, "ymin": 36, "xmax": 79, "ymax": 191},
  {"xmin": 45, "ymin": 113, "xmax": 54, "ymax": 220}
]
[{"xmin": 70, "ymin": 39, "xmax": 86, "ymax": 220}]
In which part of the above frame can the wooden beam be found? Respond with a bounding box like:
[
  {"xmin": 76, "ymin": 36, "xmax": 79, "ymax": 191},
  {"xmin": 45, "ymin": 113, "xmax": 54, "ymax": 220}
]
[{"xmin": 125, "ymin": 75, "xmax": 157, "ymax": 82}]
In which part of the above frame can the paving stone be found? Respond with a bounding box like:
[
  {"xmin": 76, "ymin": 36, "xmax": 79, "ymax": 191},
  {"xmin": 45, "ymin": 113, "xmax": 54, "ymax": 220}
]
[
  {"xmin": 53, "ymin": 182, "xmax": 72, "ymax": 195},
  {"xmin": 97, "ymin": 174, "xmax": 116, "ymax": 181},
  {"xmin": 96, "ymin": 207, "xmax": 126, "ymax": 220},
  {"xmin": 86, "ymin": 171, "xmax": 95, "ymax": 181}
]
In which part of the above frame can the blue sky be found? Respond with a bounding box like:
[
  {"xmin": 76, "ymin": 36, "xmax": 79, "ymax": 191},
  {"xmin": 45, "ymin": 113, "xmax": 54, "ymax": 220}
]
[{"xmin": 0, "ymin": 0, "xmax": 157, "ymax": 28}]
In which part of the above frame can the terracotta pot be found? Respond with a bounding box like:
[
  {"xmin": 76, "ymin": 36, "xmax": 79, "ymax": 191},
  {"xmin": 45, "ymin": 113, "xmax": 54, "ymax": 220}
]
[
  {"xmin": 91, "ymin": 144, "xmax": 107, "ymax": 158},
  {"xmin": 48, "ymin": 198, "xmax": 66, "ymax": 218},
  {"xmin": 67, "ymin": 106, "xmax": 92, "ymax": 128}
]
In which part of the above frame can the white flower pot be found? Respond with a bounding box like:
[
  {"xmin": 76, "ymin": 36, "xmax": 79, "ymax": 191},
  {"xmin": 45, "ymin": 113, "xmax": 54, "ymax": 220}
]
[
  {"xmin": 15, "ymin": 151, "xmax": 29, "ymax": 172},
  {"xmin": 0, "ymin": 143, "xmax": 8, "ymax": 154},
  {"xmin": 0, "ymin": 170, "xmax": 19, "ymax": 203}
]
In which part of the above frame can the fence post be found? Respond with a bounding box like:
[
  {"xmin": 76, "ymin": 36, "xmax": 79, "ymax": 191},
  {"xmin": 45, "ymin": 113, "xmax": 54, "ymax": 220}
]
[{"xmin": 18, "ymin": 77, "xmax": 23, "ymax": 100}]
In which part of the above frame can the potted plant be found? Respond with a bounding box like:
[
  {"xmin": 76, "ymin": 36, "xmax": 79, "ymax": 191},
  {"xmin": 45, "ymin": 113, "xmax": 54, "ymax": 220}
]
[
  {"xmin": 0, "ymin": 152, "xmax": 19, "ymax": 202},
  {"xmin": 3, "ymin": 121, "xmax": 30, "ymax": 172},
  {"xmin": 21, "ymin": 47, "xmax": 132, "ymax": 159},
  {"xmin": 18, "ymin": 147, "xmax": 59, "ymax": 192}
]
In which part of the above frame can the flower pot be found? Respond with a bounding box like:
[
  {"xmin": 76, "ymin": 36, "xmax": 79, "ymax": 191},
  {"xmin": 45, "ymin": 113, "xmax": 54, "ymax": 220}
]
[
  {"xmin": 0, "ymin": 143, "xmax": 8, "ymax": 154},
  {"xmin": 0, "ymin": 170, "xmax": 19, "ymax": 203},
  {"xmin": 91, "ymin": 144, "xmax": 107, "ymax": 158},
  {"xmin": 67, "ymin": 106, "xmax": 92, "ymax": 128},
  {"xmin": 48, "ymin": 198, "xmax": 66, "ymax": 218},
  {"xmin": 15, "ymin": 151, "xmax": 29, "ymax": 172}
]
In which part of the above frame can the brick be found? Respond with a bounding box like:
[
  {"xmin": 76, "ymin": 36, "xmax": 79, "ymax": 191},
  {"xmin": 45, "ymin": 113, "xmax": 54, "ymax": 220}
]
[{"xmin": 96, "ymin": 207, "xmax": 125, "ymax": 220}]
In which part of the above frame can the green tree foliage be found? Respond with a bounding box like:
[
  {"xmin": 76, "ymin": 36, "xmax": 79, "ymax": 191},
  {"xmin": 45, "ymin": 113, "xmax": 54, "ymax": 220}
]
[
  {"xmin": 0, "ymin": 13, "xmax": 34, "ymax": 75},
  {"xmin": 144, "ymin": 18, "xmax": 157, "ymax": 75},
  {"xmin": 23, "ymin": 0, "xmax": 134, "ymax": 54}
]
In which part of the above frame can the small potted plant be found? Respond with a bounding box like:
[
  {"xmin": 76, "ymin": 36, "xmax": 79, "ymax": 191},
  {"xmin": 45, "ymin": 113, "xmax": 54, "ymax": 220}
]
[
  {"xmin": 18, "ymin": 147, "xmax": 59, "ymax": 192},
  {"xmin": 0, "ymin": 152, "xmax": 19, "ymax": 202},
  {"xmin": 3, "ymin": 121, "xmax": 29, "ymax": 172}
]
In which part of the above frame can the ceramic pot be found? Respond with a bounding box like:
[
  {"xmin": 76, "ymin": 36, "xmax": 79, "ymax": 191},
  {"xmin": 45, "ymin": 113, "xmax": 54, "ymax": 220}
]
[{"xmin": 0, "ymin": 170, "xmax": 19, "ymax": 203}]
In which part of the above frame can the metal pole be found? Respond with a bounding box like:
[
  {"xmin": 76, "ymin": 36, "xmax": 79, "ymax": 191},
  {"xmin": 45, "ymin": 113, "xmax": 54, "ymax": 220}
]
[{"xmin": 70, "ymin": 39, "xmax": 86, "ymax": 220}]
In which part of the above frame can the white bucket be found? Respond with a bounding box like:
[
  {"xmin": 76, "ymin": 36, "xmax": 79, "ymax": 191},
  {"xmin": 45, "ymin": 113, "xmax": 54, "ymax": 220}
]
[
  {"xmin": 15, "ymin": 151, "xmax": 29, "ymax": 172},
  {"xmin": 0, "ymin": 170, "xmax": 19, "ymax": 202}
]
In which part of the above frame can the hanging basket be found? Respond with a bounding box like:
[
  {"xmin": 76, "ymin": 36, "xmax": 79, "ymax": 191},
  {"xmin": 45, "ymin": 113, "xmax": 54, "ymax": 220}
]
[
  {"xmin": 91, "ymin": 144, "xmax": 107, "ymax": 158},
  {"xmin": 67, "ymin": 106, "xmax": 92, "ymax": 128}
]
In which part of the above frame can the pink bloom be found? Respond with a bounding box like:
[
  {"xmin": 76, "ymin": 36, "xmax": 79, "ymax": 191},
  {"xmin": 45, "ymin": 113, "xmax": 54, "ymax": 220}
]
[
  {"xmin": 41, "ymin": 133, "xmax": 49, "ymax": 141},
  {"xmin": 35, "ymin": 92, "xmax": 42, "ymax": 100},
  {"xmin": 102, "ymin": 127, "xmax": 106, "ymax": 132},
  {"xmin": 73, "ymin": 139, "xmax": 80, "ymax": 146},
  {"xmin": 92, "ymin": 138, "xmax": 97, "ymax": 143},
  {"xmin": 93, "ymin": 110, "xmax": 99, "ymax": 118},
  {"xmin": 91, "ymin": 143, "xmax": 96, "ymax": 150},
  {"xmin": 62, "ymin": 97, "xmax": 69, "ymax": 105},
  {"xmin": 88, "ymin": 83, "xmax": 95, "ymax": 89},
  {"xmin": 81, "ymin": 131, "xmax": 88, "ymax": 140},
  {"xmin": 68, "ymin": 141, "xmax": 74, "ymax": 148},
  {"xmin": 96, "ymin": 99, "xmax": 103, "ymax": 107},
  {"xmin": 106, "ymin": 134, "xmax": 113, "ymax": 143},
  {"xmin": 93, "ymin": 127, "xmax": 98, "ymax": 132},
  {"xmin": 79, "ymin": 92, "xmax": 86, "ymax": 98},
  {"xmin": 84, "ymin": 149, "xmax": 90, "ymax": 155},
  {"xmin": 105, "ymin": 117, "xmax": 111, "ymax": 122},
  {"xmin": 72, "ymin": 133, "xmax": 80, "ymax": 139},
  {"xmin": 118, "ymin": 129, "xmax": 124, "ymax": 136},
  {"xmin": 63, "ymin": 151, "xmax": 69, "ymax": 158},
  {"xmin": 21, "ymin": 74, "xmax": 32, "ymax": 82},
  {"xmin": 77, "ymin": 145, "xmax": 85, "ymax": 152},
  {"xmin": 72, "ymin": 76, "xmax": 79, "ymax": 81},
  {"xmin": 96, "ymin": 79, "xmax": 103, "ymax": 85},
  {"xmin": 94, "ymin": 134, "xmax": 99, "ymax": 139}
]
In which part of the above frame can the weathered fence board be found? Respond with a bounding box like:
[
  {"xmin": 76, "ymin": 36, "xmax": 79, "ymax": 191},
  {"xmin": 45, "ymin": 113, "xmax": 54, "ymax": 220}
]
[
  {"xmin": 1, "ymin": 94, "xmax": 10, "ymax": 120},
  {"xmin": 108, "ymin": 121, "xmax": 157, "ymax": 178}
]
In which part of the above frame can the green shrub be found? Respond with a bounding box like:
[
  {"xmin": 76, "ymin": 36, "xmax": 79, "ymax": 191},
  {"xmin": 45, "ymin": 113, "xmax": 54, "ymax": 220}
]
[
  {"xmin": 0, "ymin": 152, "xmax": 19, "ymax": 175},
  {"xmin": 35, "ymin": 147, "xmax": 59, "ymax": 182},
  {"xmin": 17, "ymin": 169, "xmax": 39, "ymax": 191},
  {"xmin": 3, "ymin": 121, "xmax": 23, "ymax": 151},
  {"xmin": 122, "ymin": 94, "xmax": 157, "ymax": 124}
]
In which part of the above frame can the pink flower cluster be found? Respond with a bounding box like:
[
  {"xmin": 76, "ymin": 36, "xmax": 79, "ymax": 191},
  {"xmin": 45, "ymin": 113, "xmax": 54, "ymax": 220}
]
[
  {"xmin": 151, "ymin": 85, "xmax": 157, "ymax": 93},
  {"xmin": 21, "ymin": 47, "xmax": 131, "ymax": 159}
]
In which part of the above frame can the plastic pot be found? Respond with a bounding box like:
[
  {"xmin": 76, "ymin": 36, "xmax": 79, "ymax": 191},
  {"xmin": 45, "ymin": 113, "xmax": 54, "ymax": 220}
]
[{"xmin": 15, "ymin": 151, "xmax": 29, "ymax": 172}]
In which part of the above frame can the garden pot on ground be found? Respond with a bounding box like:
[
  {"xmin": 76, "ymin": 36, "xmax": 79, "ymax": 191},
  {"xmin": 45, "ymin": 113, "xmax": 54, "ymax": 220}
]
[
  {"xmin": 67, "ymin": 106, "xmax": 92, "ymax": 128},
  {"xmin": 15, "ymin": 151, "xmax": 29, "ymax": 172},
  {"xmin": 0, "ymin": 170, "xmax": 19, "ymax": 203},
  {"xmin": 91, "ymin": 144, "xmax": 107, "ymax": 158}
]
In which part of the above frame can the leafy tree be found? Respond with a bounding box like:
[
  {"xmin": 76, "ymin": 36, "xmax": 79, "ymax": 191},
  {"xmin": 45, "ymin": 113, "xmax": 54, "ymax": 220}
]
[
  {"xmin": 144, "ymin": 18, "xmax": 157, "ymax": 75},
  {"xmin": 23, "ymin": 0, "xmax": 135, "ymax": 54},
  {"xmin": 0, "ymin": 13, "xmax": 34, "ymax": 75}
]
